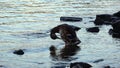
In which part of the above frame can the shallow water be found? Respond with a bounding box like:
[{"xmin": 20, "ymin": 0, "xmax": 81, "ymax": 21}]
[{"xmin": 0, "ymin": 0, "xmax": 120, "ymax": 68}]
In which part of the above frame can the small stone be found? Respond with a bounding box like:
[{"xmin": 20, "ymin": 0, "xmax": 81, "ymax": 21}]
[
  {"xmin": 104, "ymin": 66, "xmax": 111, "ymax": 68},
  {"xmin": 86, "ymin": 27, "xmax": 99, "ymax": 33},
  {"xmin": 70, "ymin": 62, "xmax": 92, "ymax": 68},
  {"xmin": 108, "ymin": 29, "xmax": 113, "ymax": 35},
  {"xmin": 93, "ymin": 59, "xmax": 104, "ymax": 63},
  {"xmin": 13, "ymin": 49, "xmax": 24, "ymax": 55},
  {"xmin": 60, "ymin": 17, "xmax": 82, "ymax": 22}
]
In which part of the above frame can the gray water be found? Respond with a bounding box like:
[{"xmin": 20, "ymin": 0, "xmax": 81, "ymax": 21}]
[{"xmin": 0, "ymin": 0, "xmax": 120, "ymax": 68}]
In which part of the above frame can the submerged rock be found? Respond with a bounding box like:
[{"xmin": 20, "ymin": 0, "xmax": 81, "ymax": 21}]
[
  {"xmin": 13, "ymin": 49, "xmax": 24, "ymax": 55},
  {"xmin": 104, "ymin": 66, "xmax": 111, "ymax": 68},
  {"xmin": 0, "ymin": 65, "xmax": 4, "ymax": 67},
  {"xmin": 93, "ymin": 59, "xmax": 104, "ymax": 63},
  {"xmin": 60, "ymin": 17, "xmax": 82, "ymax": 22},
  {"xmin": 23, "ymin": 32, "xmax": 48, "ymax": 38},
  {"xmin": 70, "ymin": 62, "xmax": 92, "ymax": 68},
  {"xmin": 86, "ymin": 27, "xmax": 99, "ymax": 33}
]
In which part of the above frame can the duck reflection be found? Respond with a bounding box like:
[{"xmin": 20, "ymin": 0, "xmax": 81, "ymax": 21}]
[{"xmin": 49, "ymin": 44, "xmax": 80, "ymax": 61}]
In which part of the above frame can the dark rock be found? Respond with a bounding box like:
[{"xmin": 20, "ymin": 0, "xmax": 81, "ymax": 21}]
[
  {"xmin": 112, "ymin": 33, "xmax": 120, "ymax": 38},
  {"xmin": 94, "ymin": 14, "xmax": 112, "ymax": 25},
  {"xmin": 93, "ymin": 59, "xmax": 104, "ymax": 63},
  {"xmin": 51, "ymin": 62, "xmax": 67, "ymax": 68},
  {"xmin": 70, "ymin": 62, "xmax": 92, "ymax": 68},
  {"xmin": 86, "ymin": 27, "xmax": 99, "ymax": 33},
  {"xmin": 109, "ymin": 29, "xmax": 120, "ymax": 38},
  {"xmin": 24, "ymin": 32, "xmax": 48, "ymax": 38},
  {"xmin": 111, "ymin": 20, "xmax": 120, "ymax": 33},
  {"xmin": 89, "ymin": 20, "xmax": 94, "ymax": 22},
  {"xmin": 87, "ymin": 17, "xmax": 94, "ymax": 19},
  {"xmin": 108, "ymin": 29, "xmax": 113, "ymax": 35},
  {"xmin": 113, "ymin": 11, "xmax": 120, "ymax": 17},
  {"xmin": 13, "ymin": 49, "xmax": 24, "ymax": 55},
  {"xmin": 94, "ymin": 17, "xmax": 105, "ymax": 25},
  {"xmin": 111, "ymin": 16, "xmax": 120, "ymax": 23},
  {"xmin": 0, "ymin": 65, "xmax": 4, "ymax": 67},
  {"xmin": 97, "ymin": 14, "xmax": 112, "ymax": 21},
  {"xmin": 60, "ymin": 17, "xmax": 82, "ymax": 22},
  {"xmin": 104, "ymin": 66, "xmax": 111, "ymax": 68},
  {"xmin": 51, "ymin": 65, "xmax": 66, "ymax": 68}
]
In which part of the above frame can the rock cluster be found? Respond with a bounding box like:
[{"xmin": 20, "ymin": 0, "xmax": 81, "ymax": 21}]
[{"xmin": 94, "ymin": 11, "xmax": 120, "ymax": 38}]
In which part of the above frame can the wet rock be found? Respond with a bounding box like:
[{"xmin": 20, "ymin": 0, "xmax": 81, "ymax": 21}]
[
  {"xmin": 111, "ymin": 16, "xmax": 120, "ymax": 23},
  {"xmin": 104, "ymin": 66, "xmax": 111, "ymax": 68},
  {"xmin": 70, "ymin": 62, "xmax": 92, "ymax": 68},
  {"xmin": 94, "ymin": 14, "xmax": 113, "ymax": 25},
  {"xmin": 51, "ymin": 62, "xmax": 67, "ymax": 68},
  {"xmin": 93, "ymin": 59, "xmax": 104, "ymax": 63},
  {"xmin": 24, "ymin": 32, "xmax": 48, "ymax": 38},
  {"xmin": 13, "ymin": 49, "xmax": 24, "ymax": 55},
  {"xmin": 89, "ymin": 20, "xmax": 94, "ymax": 22},
  {"xmin": 112, "ymin": 33, "xmax": 120, "ymax": 38},
  {"xmin": 108, "ymin": 29, "xmax": 113, "ymax": 35},
  {"xmin": 97, "ymin": 14, "xmax": 112, "ymax": 21},
  {"xmin": 109, "ymin": 29, "xmax": 120, "ymax": 38},
  {"xmin": 109, "ymin": 20, "xmax": 120, "ymax": 38},
  {"xmin": 94, "ymin": 12, "xmax": 120, "ymax": 25},
  {"xmin": 60, "ymin": 17, "xmax": 82, "ymax": 22},
  {"xmin": 94, "ymin": 14, "xmax": 120, "ymax": 25},
  {"xmin": 113, "ymin": 11, "xmax": 120, "ymax": 18},
  {"xmin": 86, "ymin": 27, "xmax": 99, "ymax": 33},
  {"xmin": 94, "ymin": 16, "xmax": 105, "ymax": 25},
  {"xmin": 111, "ymin": 20, "xmax": 120, "ymax": 33},
  {"xmin": 87, "ymin": 17, "xmax": 94, "ymax": 19},
  {"xmin": 0, "ymin": 65, "xmax": 4, "ymax": 67},
  {"xmin": 51, "ymin": 65, "xmax": 66, "ymax": 68}
]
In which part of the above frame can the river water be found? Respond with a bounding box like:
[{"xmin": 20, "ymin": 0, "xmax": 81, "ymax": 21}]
[{"xmin": 0, "ymin": 0, "xmax": 120, "ymax": 68}]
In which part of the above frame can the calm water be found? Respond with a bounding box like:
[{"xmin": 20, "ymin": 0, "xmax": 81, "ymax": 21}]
[{"xmin": 0, "ymin": 0, "xmax": 120, "ymax": 68}]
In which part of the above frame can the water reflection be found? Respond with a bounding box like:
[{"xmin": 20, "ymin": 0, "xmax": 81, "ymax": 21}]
[
  {"xmin": 49, "ymin": 45, "xmax": 80, "ymax": 68},
  {"xmin": 49, "ymin": 45, "xmax": 80, "ymax": 61}
]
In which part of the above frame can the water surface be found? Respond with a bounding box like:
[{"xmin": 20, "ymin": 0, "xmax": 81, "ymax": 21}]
[{"xmin": 0, "ymin": 0, "xmax": 120, "ymax": 68}]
